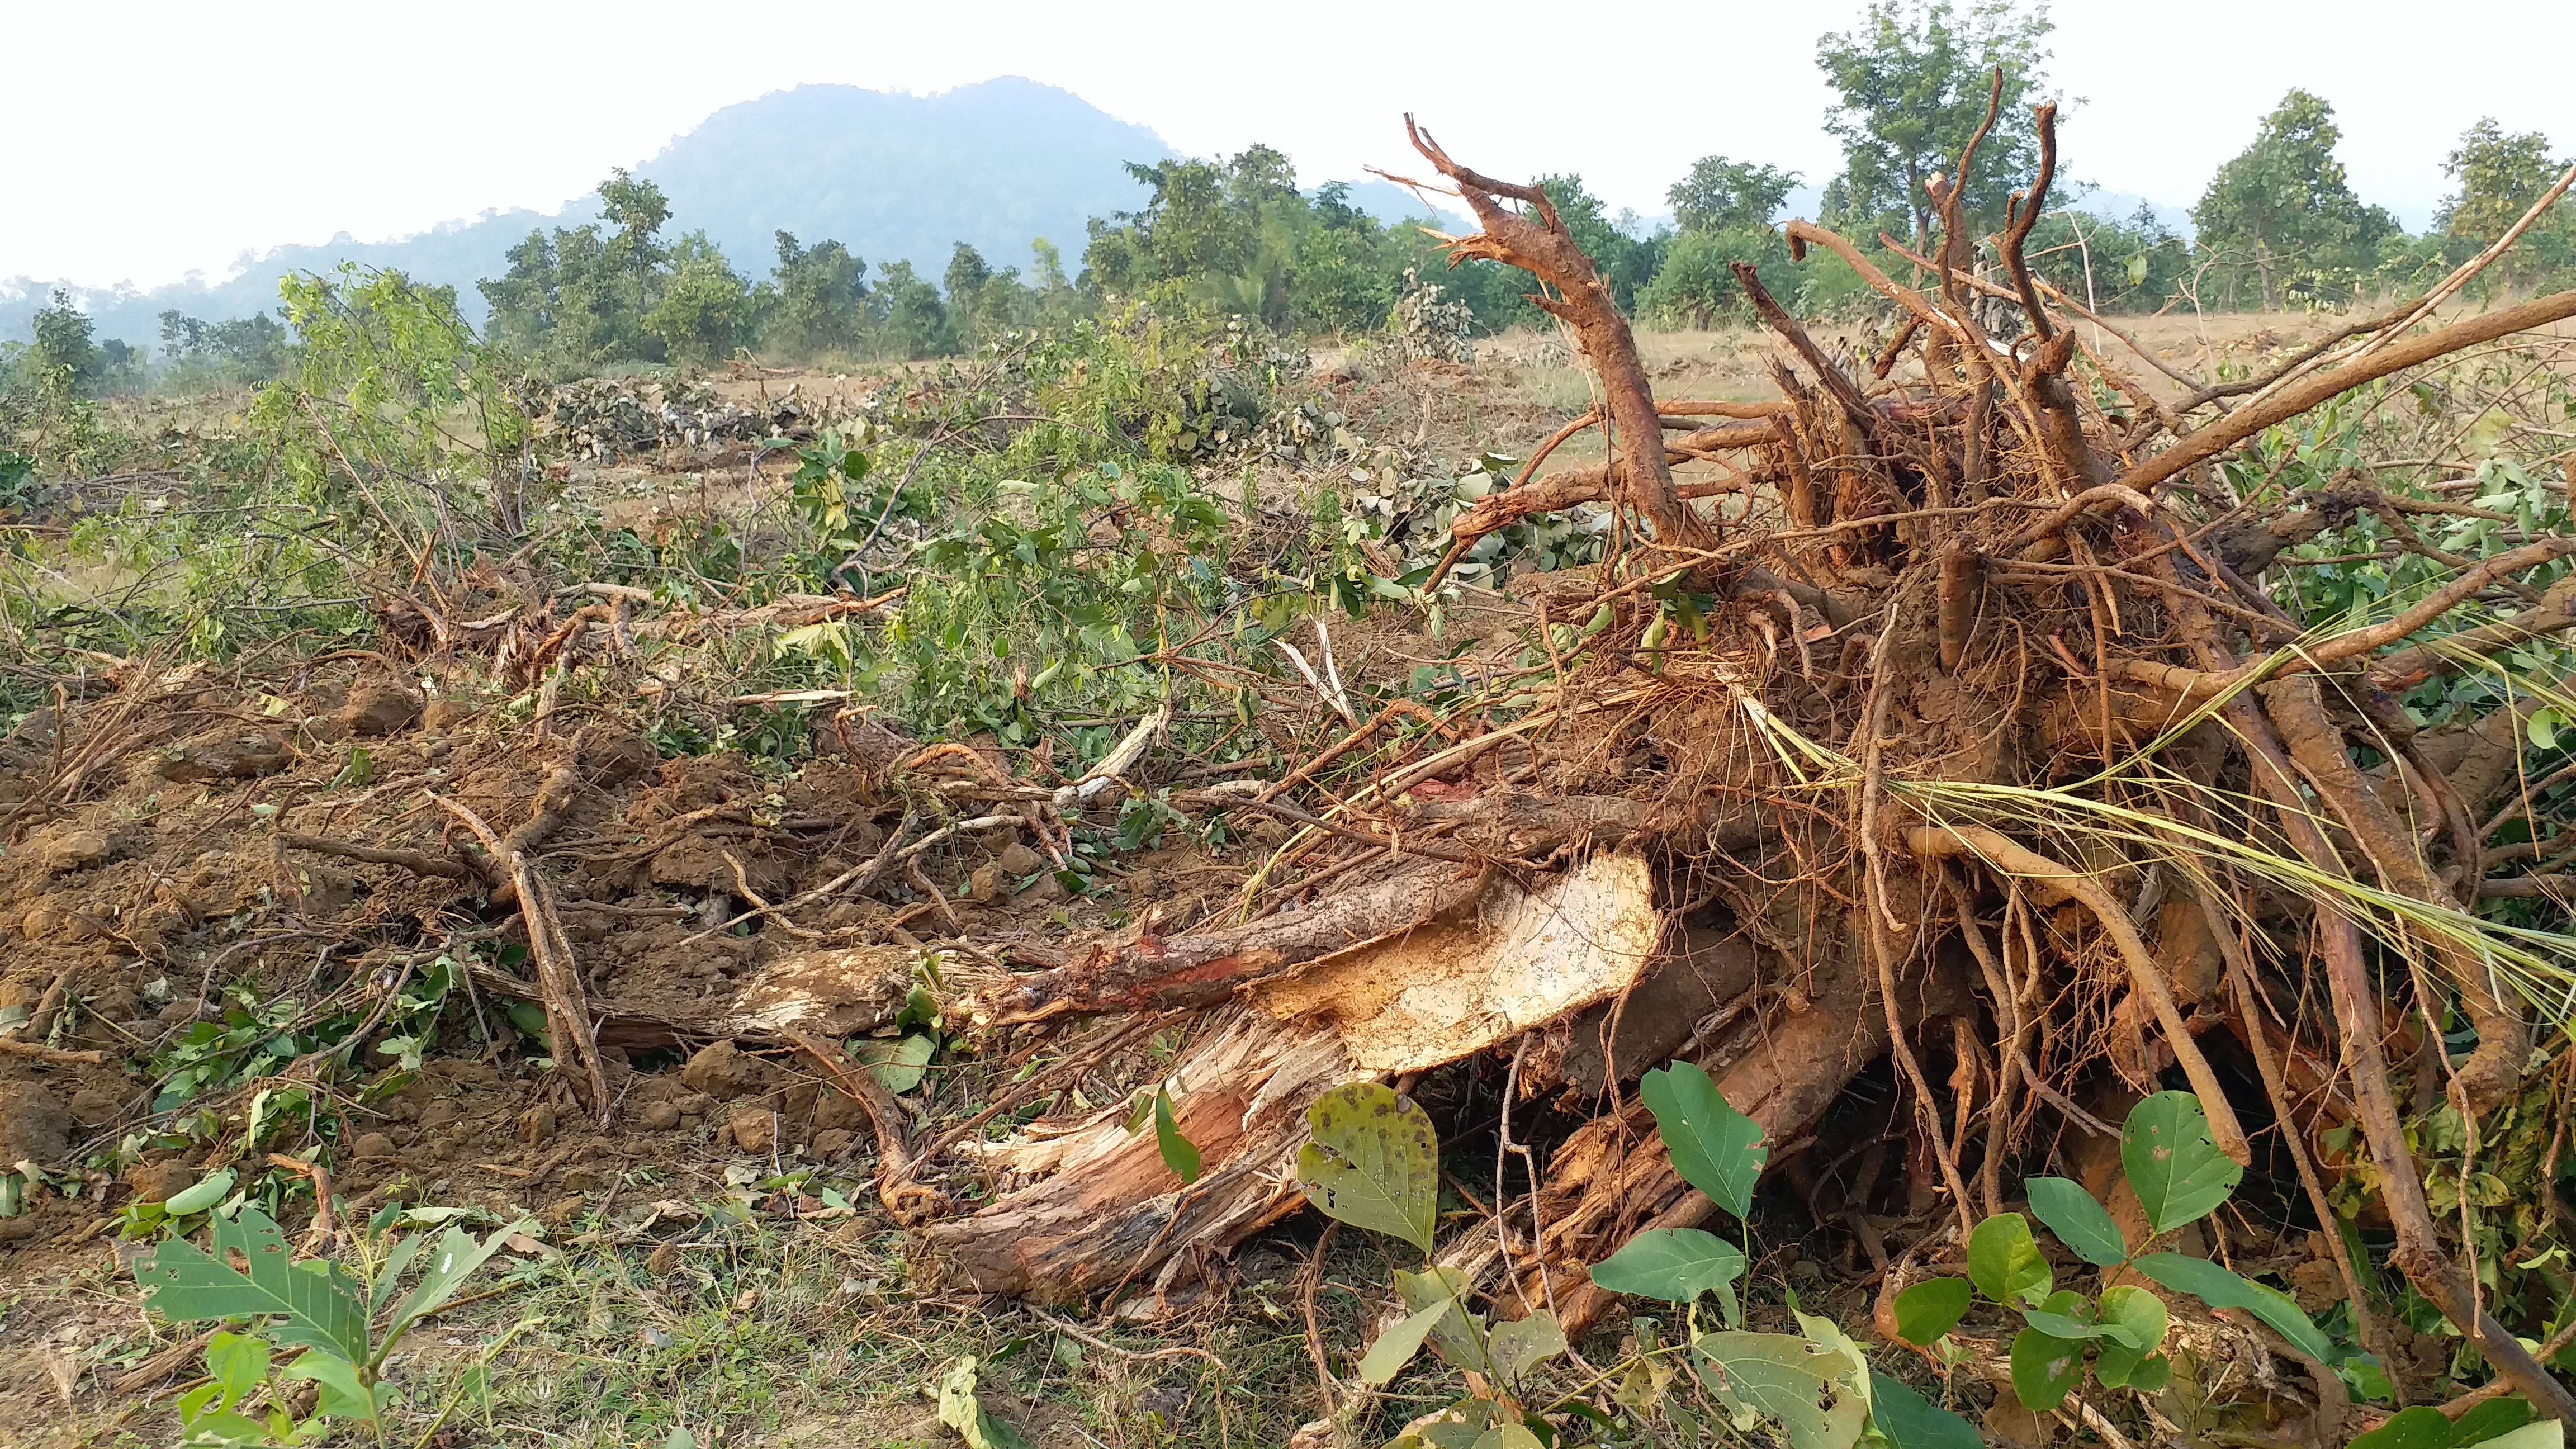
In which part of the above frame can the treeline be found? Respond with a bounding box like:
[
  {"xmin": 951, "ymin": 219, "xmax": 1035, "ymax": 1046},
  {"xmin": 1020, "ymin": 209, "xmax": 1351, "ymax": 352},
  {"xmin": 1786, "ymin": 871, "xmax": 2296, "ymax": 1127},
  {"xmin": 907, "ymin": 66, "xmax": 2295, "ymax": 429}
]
[{"xmin": 10, "ymin": 0, "xmax": 2574, "ymax": 401}]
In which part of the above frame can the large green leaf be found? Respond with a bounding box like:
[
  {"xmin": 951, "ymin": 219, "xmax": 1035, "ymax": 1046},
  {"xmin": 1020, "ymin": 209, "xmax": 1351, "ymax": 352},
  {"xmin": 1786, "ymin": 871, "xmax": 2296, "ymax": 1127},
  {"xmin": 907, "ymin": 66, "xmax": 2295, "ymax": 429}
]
[
  {"xmin": 2024, "ymin": 1176, "xmax": 2128, "ymax": 1266},
  {"xmin": 2130, "ymin": 1252, "xmax": 2334, "ymax": 1363},
  {"xmin": 2122, "ymin": 1092, "xmax": 2243, "ymax": 1234},
  {"xmin": 1891, "ymin": 1277, "xmax": 1971, "ymax": 1347},
  {"xmin": 2346, "ymin": 1393, "xmax": 2539, "ymax": 1449},
  {"xmin": 1967, "ymin": 1213, "xmax": 2051, "ymax": 1306},
  {"xmin": 1360, "ymin": 1290, "xmax": 1462, "ymax": 1385},
  {"xmin": 2095, "ymin": 1284, "xmax": 2170, "ymax": 1356},
  {"xmin": 140, "ymin": 1206, "xmax": 369, "ymax": 1363},
  {"xmin": 382, "ymin": 1216, "xmax": 539, "ymax": 1358},
  {"xmin": 1295, "ymin": 1082, "xmax": 1439, "ymax": 1253},
  {"xmin": 2009, "ymin": 1326, "xmax": 2085, "ymax": 1412},
  {"xmin": 1640, "ymin": 1062, "xmax": 1766, "ymax": 1218},
  {"xmin": 856, "ymin": 1032, "xmax": 937, "ymax": 1093},
  {"xmin": 1694, "ymin": 1331, "xmax": 1868, "ymax": 1449},
  {"xmin": 1867, "ymin": 1371, "xmax": 1984, "ymax": 1449},
  {"xmin": 1588, "ymin": 1228, "xmax": 1746, "ymax": 1308},
  {"xmin": 281, "ymin": 1349, "xmax": 381, "ymax": 1423}
]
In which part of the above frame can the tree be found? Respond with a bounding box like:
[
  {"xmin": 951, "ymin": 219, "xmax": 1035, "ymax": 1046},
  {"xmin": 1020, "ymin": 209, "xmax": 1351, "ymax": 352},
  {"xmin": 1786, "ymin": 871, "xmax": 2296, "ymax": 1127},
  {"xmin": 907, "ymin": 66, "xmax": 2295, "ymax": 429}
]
[
  {"xmin": 597, "ymin": 168, "xmax": 673, "ymax": 313},
  {"xmin": 767, "ymin": 232, "xmax": 869, "ymax": 358},
  {"xmin": 872, "ymin": 260, "xmax": 954, "ymax": 359},
  {"xmin": 28, "ymin": 291, "xmax": 106, "ymax": 395},
  {"xmin": 1815, "ymin": 0, "xmax": 2054, "ymax": 249},
  {"xmin": 642, "ymin": 232, "xmax": 757, "ymax": 366},
  {"xmin": 479, "ymin": 169, "xmax": 681, "ymax": 371},
  {"xmin": 1638, "ymin": 226, "xmax": 1798, "ymax": 329},
  {"xmin": 2436, "ymin": 120, "xmax": 2570, "ymax": 293},
  {"xmin": 945, "ymin": 243, "xmax": 996, "ymax": 336},
  {"xmin": 2193, "ymin": 89, "xmax": 2399, "ymax": 309},
  {"xmin": 1668, "ymin": 157, "xmax": 1800, "ymax": 235},
  {"xmin": 158, "ymin": 309, "xmax": 291, "ymax": 386}
]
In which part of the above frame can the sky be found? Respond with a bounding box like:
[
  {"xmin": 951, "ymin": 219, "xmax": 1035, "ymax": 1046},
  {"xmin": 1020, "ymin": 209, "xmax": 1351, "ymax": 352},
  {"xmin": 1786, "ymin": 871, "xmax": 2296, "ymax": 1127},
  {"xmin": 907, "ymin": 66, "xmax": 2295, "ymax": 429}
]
[{"xmin": 11, "ymin": 0, "xmax": 2573, "ymax": 291}]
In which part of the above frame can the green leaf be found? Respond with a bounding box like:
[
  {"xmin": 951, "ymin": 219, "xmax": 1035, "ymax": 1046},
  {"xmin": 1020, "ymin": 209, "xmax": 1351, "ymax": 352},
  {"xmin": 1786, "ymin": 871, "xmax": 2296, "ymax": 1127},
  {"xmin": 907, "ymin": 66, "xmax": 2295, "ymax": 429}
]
[
  {"xmin": 1693, "ymin": 1330, "xmax": 1870, "ymax": 1449},
  {"xmin": 205, "ymin": 1331, "xmax": 270, "ymax": 1408},
  {"xmin": 2124, "ymin": 1352, "xmax": 2172, "ymax": 1392},
  {"xmin": 2025, "ymin": 1176, "xmax": 2128, "ymax": 1266},
  {"xmin": 140, "ymin": 1206, "xmax": 369, "ymax": 1363},
  {"xmin": 381, "ymin": 1216, "xmax": 539, "ymax": 1357},
  {"xmin": 935, "ymin": 1356, "xmax": 1034, "ymax": 1449},
  {"xmin": 2095, "ymin": 1284, "xmax": 2169, "ymax": 1356},
  {"xmin": 1484, "ymin": 1311, "xmax": 1566, "ymax": 1385},
  {"xmin": 1867, "ymin": 1371, "xmax": 1984, "ymax": 1449},
  {"xmin": 1468, "ymin": 1427, "xmax": 1546, "ymax": 1449},
  {"xmin": 2009, "ymin": 1326, "xmax": 2085, "ymax": 1411},
  {"xmin": 856, "ymin": 1032, "xmax": 937, "ymax": 1093},
  {"xmin": 1152, "ymin": 1088, "xmax": 1200, "ymax": 1185},
  {"xmin": 2348, "ymin": 1396, "xmax": 2541, "ymax": 1449},
  {"xmin": 2130, "ymin": 1253, "xmax": 2335, "ymax": 1363},
  {"xmin": 163, "ymin": 1168, "xmax": 237, "ymax": 1216},
  {"xmin": 1588, "ymin": 1228, "xmax": 1746, "ymax": 1307},
  {"xmin": 1294, "ymin": 1082, "xmax": 1439, "ymax": 1253},
  {"xmin": 1394, "ymin": 1266, "xmax": 1485, "ymax": 1374},
  {"xmin": 2122, "ymin": 1091, "xmax": 2243, "ymax": 1234},
  {"xmin": 2454, "ymin": 1398, "xmax": 2542, "ymax": 1447},
  {"xmin": 1639, "ymin": 1062, "xmax": 1765, "ymax": 1218},
  {"xmin": 1891, "ymin": 1277, "xmax": 1971, "ymax": 1346},
  {"xmin": 281, "ymin": 1348, "xmax": 378, "ymax": 1423},
  {"xmin": 2473, "ymin": 1424, "xmax": 2565, "ymax": 1449},
  {"xmin": 1968, "ymin": 1213, "xmax": 2051, "ymax": 1306},
  {"xmin": 1360, "ymin": 1291, "xmax": 1461, "ymax": 1385},
  {"xmin": 2348, "ymin": 1406, "xmax": 2459, "ymax": 1449}
]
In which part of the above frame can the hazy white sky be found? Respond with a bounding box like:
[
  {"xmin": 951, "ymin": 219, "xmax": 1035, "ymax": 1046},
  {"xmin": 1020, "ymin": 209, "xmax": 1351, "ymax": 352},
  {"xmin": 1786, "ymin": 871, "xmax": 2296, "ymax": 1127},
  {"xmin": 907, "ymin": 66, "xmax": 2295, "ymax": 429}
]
[{"xmin": 12, "ymin": 0, "xmax": 2572, "ymax": 290}]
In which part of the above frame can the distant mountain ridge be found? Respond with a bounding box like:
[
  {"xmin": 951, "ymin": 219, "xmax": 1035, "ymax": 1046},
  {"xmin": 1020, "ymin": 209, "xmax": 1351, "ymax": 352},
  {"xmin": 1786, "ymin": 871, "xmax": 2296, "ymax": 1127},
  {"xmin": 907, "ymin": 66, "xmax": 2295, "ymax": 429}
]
[{"xmin": 1, "ymin": 78, "xmax": 1453, "ymax": 350}]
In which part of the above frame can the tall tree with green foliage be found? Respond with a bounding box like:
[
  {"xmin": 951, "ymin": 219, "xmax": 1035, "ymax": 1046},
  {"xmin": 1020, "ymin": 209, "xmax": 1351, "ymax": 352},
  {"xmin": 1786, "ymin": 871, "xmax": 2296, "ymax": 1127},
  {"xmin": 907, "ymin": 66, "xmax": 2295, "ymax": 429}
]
[
  {"xmin": 1668, "ymin": 158, "xmax": 1801, "ymax": 234},
  {"xmin": 2437, "ymin": 119, "xmax": 2570, "ymax": 292},
  {"xmin": 26, "ymin": 291, "xmax": 107, "ymax": 396},
  {"xmin": 2192, "ymin": 89, "xmax": 2399, "ymax": 309},
  {"xmin": 1815, "ymin": 0, "xmax": 2054, "ymax": 249},
  {"xmin": 643, "ymin": 232, "xmax": 759, "ymax": 366},
  {"xmin": 872, "ymin": 260, "xmax": 955, "ymax": 359},
  {"xmin": 766, "ymin": 233, "xmax": 869, "ymax": 358},
  {"xmin": 481, "ymin": 170, "xmax": 681, "ymax": 372}
]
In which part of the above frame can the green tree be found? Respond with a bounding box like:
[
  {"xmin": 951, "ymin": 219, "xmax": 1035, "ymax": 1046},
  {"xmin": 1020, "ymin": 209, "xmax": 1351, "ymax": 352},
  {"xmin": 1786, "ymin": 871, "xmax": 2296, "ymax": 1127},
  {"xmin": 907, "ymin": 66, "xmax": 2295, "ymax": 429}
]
[
  {"xmin": 1638, "ymin": 227, "xmax": 1798, "ymax": 329},
  {"xmin": 597, "ymin": 168, "xmax": 673, "ymax": 311},
  {"xmin": 158, "ymin": 310, "xmax": 291, "ymax": 387},
  {"xmin": 28, "ymin": 291, "xmax": 106, "ymax": 395},
  {"xmin": 642, "ymin": 232, "xmax": 757, "ymax": 366},
  {"xmin": 1814, "ymin": 0, "xmax": 2054, "ymax": 248},
  {"xmin": 2437, "ymin": 120, "xmax": 2570, "ymax": 293},
  {"xmin": 766, "ymin": 232, "xmax": 869, "ymax": 357},
  {"xmin": 872, "ymin": 260, "xmax": 954, "ymax": 359},
  {"xmin": 2193, "ymin": 89, "xmax": 2400, "ymax": 309},
  {"xmin": 944, "ymin": 243, "xmax": 995, "ymax": 337},
  {"xmin": 1668, "ymin": 157, "xmax": 1801, "ymax": 234}
]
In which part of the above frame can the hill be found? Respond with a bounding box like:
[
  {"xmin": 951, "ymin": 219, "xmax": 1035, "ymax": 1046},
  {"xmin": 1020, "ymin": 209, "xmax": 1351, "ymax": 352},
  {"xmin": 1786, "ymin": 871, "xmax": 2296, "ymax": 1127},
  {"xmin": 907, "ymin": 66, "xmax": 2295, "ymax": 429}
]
[{"xmin": 1, "ymin": 78, "xmax": 1454, "ymax": 351}]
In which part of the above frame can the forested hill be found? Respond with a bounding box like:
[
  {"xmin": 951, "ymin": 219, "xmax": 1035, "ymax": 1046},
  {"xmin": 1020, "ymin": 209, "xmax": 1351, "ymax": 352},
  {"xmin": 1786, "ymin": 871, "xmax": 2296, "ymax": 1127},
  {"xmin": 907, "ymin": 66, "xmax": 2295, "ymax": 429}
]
[{"xmin": 5, "ymin": 78, "xmax": 1439, "ymax": 347}]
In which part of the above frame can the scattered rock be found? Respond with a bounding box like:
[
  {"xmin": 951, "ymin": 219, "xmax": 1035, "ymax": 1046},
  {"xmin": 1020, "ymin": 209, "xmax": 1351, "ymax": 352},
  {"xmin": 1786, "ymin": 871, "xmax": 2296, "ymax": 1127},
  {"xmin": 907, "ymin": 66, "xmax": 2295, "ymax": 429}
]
[
  {"xmin": 36, "ymin": 826, "xmax": 111, "ymax": 875},
  {"xmin": 416, "ymin": 1097, "xmax": 463, "ymax": 1129},
  {"xmin": 519, "ymin": 1103, "xmax": 556, "ymax": 1148},
  {"xmin": 680, "ymin": 1040, "xmax": 769, "ymax": 1100},
  {"xmin": 125, "ymin": 1160, "xmax": 198, "ymax": 1204},
  {"xmin": 996, "ymin": 840, "xmax": 1047, "ymax": 878},
  {"xmin": 0, "ymin": 1083, "xmax": 72, "ymax": 1162},
  {"xmin": 967, "ymin": 861, "xmax": 1007, "ymax": 904},
  {"xmin": 352, "ymin": 1132, "xmax": 398, "ymax": 1161},
  {"xmin": 420, "ymin": 698, "xmax": 476, "ymax": 732},
  {"xmin": 158, "ymin": 731, "xmax": 289, "ymax": 783},
  {"xmin": 338, "ymin": 681, "xmax": 424, "ymax": 736},
  {"xmin": 583, "ymin": 730, "xmax": 659, "ymax": 786},
  {"xmin": 636, "ymin": 1100, "xmax": 682, "ymax": 1131},
  {"xmin": 812, "ymin": 1128, "xmax": 856, "ymax": 1159},
  {"xmin": 728, "ymin": 1107, "xmax": 778, "ymax": 1156}
]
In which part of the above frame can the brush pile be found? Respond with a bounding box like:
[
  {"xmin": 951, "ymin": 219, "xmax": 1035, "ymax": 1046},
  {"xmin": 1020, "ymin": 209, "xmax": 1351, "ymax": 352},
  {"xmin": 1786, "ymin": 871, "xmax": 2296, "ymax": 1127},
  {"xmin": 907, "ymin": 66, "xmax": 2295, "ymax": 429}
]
[{"xmin": 917, "ymin": 103, "xmax": 2576, "ymax": 1419}]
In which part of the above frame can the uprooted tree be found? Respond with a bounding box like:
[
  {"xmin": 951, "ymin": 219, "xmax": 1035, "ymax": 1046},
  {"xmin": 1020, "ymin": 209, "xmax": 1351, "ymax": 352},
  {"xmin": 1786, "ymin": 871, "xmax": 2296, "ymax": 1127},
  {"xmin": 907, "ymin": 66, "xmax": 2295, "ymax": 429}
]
[{"xmin": 904, "ymin": 101, "xmax": 2576, "ymax": 1419}]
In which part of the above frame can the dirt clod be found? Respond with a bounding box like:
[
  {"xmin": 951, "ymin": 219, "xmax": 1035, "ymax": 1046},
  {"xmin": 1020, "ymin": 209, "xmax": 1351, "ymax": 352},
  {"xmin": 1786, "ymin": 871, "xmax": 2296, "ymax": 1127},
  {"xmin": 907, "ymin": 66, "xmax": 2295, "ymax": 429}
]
[
  {"xmin": 637, "ymin": 1100, "xmax": 681, "ymax": 1131},
  {"xmin": 35, "ymin": 826, "xmax": 111, "ymax": 875},
  {"xmin": 339, "ymin": 680, "xmax": 425, "ymax": 736},
  {"xmin": 680, "ymin": 1040, "xmax": 768, "ymax": 1100},
  {"xmin": 0, "ymin": 1082, "xmax": 72, "ymax": 1162},
  {"xmin": 352, "ymin": 1131, "xmax": 397, "ymax": 1161},
  {"xmin": 125, "ymin": 1160, "xmax": 198, "ymax": 1204},
  {"xmin": 158, "ymin": 731, "xmax": 289, "ymax": 782},
  {"xmin": 727, "ymin": 1107, "xmax": 778, "ymax": 1154}
]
